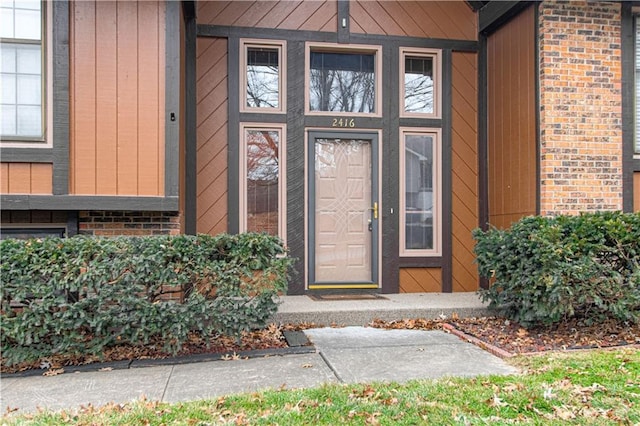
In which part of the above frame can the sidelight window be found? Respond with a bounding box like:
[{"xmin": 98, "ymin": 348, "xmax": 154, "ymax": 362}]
[{"xmin": 400, "ymin": 48, "xmax": 441, "ymax": 118}]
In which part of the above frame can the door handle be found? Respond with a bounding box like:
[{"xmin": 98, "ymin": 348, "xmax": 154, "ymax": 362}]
[{"xmin": 370, "ymin": 202, "xmax": 378, "ymax": 220}]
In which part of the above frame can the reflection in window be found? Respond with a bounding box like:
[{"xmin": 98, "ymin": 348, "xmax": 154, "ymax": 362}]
[
  {"xmin": 404, "ymin": 56, "xmax": 433, "ymax": 114},
  {"xmin": 245, "ymin": 129, "xmax": 280, "ymax": 236},
  {"xmin": 1, "ymin": 0, "xmax": 43, "ymax": 139},
  {"xmin": 404, "ymin": 134, "xmax": 434, "ymax": 251},
  {"xmin": 246, "ymin": 47, "xmax": 279, "ymax": 109},
  {"xmin": 309, "ymin": 51, "xmax": 375, "ymax": 113}
]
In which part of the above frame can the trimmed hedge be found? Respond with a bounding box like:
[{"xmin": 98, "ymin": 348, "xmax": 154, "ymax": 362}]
[
  {"xmin": 0, "ymin": 233, "xmax": 292, "ymax": 366},
  {"xmin": 474, "ymin": 212, "xmax": 640, "ymax": 327}
]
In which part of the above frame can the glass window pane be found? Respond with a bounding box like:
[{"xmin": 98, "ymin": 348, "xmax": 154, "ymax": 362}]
[
  {"xmin": 246, "ymin": 130, "xmax": 279, "ymax": 236},
  {"xmin": 17, "ymin": 0, "xmax": 40, "ymax": 10},
  {"xmin": 404, "ymin": 56, "xmax": 434, "ymax": 114},
  {"xmin": 636, "ymin": 20, "xmax": 640, "ymax": 153},
  {"xmin": 1, "ymin": 44, "xmax": 16, "ymax": 72},
  {"xmin": 1, "ymin": 73, "xmax": 16, "ymax": 103},
  {"xmin": 0, "ymin": 7, "xmax": 14, "ymax": 38},
  {"xmin": 17, "ymin": 73, "xmax": 40, "ymax": 104},
  {"xmin": 246, "ymin": 47, "xmax": 279, "ymax": 109},
  {"xmin": 404, "ymin": 135, "xmax": 434, "ymax": 250},
  {"xmin": 16, "ymin": 44, "xmax": 40, "ymax": 73},
  {"xmin": 17, "ymin": 104, "xmax": 40, "ymax": 136},
  {"xmin": 309, "ymin": 51, "xmax": 376, "ymax": 113},
  {"xmin": 1, "ymin": 104, "xmax": 17, "ymax": 135},
  {"xmin": 14, "ymin": 8, "xmax": 39, "ymax": 40}
]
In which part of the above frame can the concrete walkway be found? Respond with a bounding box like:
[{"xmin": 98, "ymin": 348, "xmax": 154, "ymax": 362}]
[
  {"xmin": 273, "ymin": 292, "xmax": 491, "ymax": 325},
  {"xmin": 1, "ymin": 326, "xmax": 517, "ymax": 415}
]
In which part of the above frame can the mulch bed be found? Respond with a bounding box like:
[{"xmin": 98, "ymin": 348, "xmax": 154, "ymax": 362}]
[
  {"xmin": 369, "ymin": 316, "xmax": 640, "ymax": 356},
  {"xmin": 3, "ymin": 317, "xmax": 639, "ymax": 375}
]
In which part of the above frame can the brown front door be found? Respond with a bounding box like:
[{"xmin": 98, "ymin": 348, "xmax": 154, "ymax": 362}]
[{"xmin": 308, "ymin": 131, "xmax": 379, "ymax": 289}]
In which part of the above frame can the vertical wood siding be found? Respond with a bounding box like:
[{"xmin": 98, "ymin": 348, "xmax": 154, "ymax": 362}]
[
  {"xmin": 69, "ymin": 0, "xmax": 165, "ymax": 196},
  {"xmin": 197, "ymin": 1, "xmax": 337, "ymax": 32},
  {"xmin": 452, "ymin": 52, "xmax": 479, "ymax": 292},
  {"xmin": 399, "ymin": 268, "xmax": 442, "ymax": 292},
  {"xmin": 350, "ymin": 1, "xmax": 476, "ymax": 40},
  {"xmin": 635, "ymin": 172, "xmax": 640, "ymax": 212},
  {"xmin": 0, "ymin": 163, "xmax": 53, "ymax": 194},
  {"xmin": 196, "ymin": 37, "xmax": 228, "ymax": 235},
  {"xmin": 487, "ymin": 6, "xmax": 536, "ymax": 229}
]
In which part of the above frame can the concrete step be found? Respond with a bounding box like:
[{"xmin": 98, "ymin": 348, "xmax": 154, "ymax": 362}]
[{"xmin": 271, "ymin": 292, "xmax": 491, "ymax": 326}]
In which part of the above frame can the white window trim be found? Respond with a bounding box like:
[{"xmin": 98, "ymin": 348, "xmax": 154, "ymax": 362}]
[
  {"xmin": 399, "ymin": 47, "xmax": 442, "ymax": 119},
  {"xmin": 399, "ymin": 127, "xmax": 442, "ymax": 257},
  {"xmin": 239, "ymin": 123, "xmax": 287, "ymax": 243},
  {"xmin": 239, "ymin": 39, "xmax": 286, "ymax": 114},
  {"xmin": 304, "ymin": 42, "xmax": 382, "ymax": 117},
  {"xmin": 0, "ymin": 0, "xmax": 50, "ymax": 146}
]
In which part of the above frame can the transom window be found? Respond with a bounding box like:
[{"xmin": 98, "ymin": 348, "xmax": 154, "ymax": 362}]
[
  {"xmin": 240, "ymin": 39, "xmax": 285, "ymax": 113},
  {"xmin": 399, "ymin": 128, "xmax": 441, "ymax": 256},
  {"xmin": 306, "ymin": 43, "xmax": 382, "ymax": 116},
  {"xmin": 1, "ymin": 0, "xmax": 44, "ymax": 140},
  {"xmin": 239, "ymin": 124, "xmax": 286, "ymax": 241},
  {"xmin": 400, "ymin": 48, "xmax": 441, "ymax": 118}
]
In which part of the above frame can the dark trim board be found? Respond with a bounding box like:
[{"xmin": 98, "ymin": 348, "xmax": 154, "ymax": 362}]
[
  {"xmin": 227, "ymin": 37, "xmax": 240, "ymax": 234},
  {"xmin": 477, "ymin": 34, "xmax": 489, "ymax": 289},
  {"xmin": 0, "ymin": 148, "xmax": 53, "ymax": 163},
  {"xmin": 1, "ymin": 195, "xmax": 179, "ymax": 211},
  {"xmin": 440, "ymin": 49, "xmax": 453, "ymax": 293},
  {"xmin": 239, "ymin": 113, "xmax": 287, "ymax": 124},
  {"xmin": 184, "ymin": 4, "xmax": 197, "ymax": 234},
  {"xmin": 197, "ymin": 24, "xmax": 479, "ymax": 53},
  {"xmin": 622, "ymin": 4, "xmax": 635, "ymax": 212},
  {"xmin": 337, "ymin": 0, "xmax": 349, "ymax": 44},
  {"xmin": 398, "ymin": 258, "xmax": 442, "ymax": 268},
  {"xmin": 165, "ymin": 0, "xmax": 180, "ymax": 198},
  {"xmin": 52, "ymin": 0, "xmax": 69, "ymax": 195}
]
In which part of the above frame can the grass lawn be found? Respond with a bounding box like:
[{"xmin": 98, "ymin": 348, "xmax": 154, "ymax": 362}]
[{"xmin": 4, "ymin": 348, "xmax": 639, "ymax": 425}]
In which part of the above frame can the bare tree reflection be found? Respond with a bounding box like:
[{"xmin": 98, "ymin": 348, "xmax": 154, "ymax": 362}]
[{"xmin": 246, "ymin": 130, "xmax": 279, "ymax": 235}]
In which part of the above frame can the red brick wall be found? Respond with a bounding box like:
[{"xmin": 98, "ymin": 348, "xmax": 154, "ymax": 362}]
[
  {"xmin": 79, "ymin": 211, "xmax": 182, "ymax": 236},
  {"xmin": 538, "ymin": 1, "xmax": 623, "ymax": 215}
]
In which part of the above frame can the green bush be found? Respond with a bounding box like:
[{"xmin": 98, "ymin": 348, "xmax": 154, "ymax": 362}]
[
  {"xmin": 474, "ymin": 212, "xmax": 640, "ymax": 327},
  {"xmin": 0, "ymin": 233, "xmax": 292, "ymax": 366}
]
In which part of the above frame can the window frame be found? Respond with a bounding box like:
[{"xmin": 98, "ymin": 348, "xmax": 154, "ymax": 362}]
[
  {"xmin": 635, "ymin": 15, "xmax": 640, "ymax": 155},
  {"xmin": 399, "ymin": 127, "xmax": 442, "ymax": 257},
  {"xmin": 305, "ymin": 42, "xmax": 383, "ymax": 117},
  {"xmin": 238, "ymin": 123, "xmax": 287, "ymax": 242},
  {"xmin": 0, "ymin": 0, "xmax": 47, "ymax": 144},
  {"xmin": 399, "ymin": 47, "xmax": 442, "ymax": 119},
  {"xmin": 239, "ymin": 39, "xmax": 286, "ymax": 114}
]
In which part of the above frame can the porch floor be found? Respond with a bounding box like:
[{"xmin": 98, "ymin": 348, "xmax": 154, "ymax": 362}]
[{"xmin": 272, "ymin": 292, "xmax": 491, "ymax": 326}]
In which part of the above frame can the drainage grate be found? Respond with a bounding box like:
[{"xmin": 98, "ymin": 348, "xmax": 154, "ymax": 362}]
[{"xmin": 308, "ymin": 294, "xmax": 388, "ymax": 301}]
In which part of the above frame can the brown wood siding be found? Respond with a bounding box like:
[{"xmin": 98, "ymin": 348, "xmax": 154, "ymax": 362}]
[
  {"xmin": 487, "ymin": 6, "xmax": 536, "ymax": 229},
  {"xmin": 69, "ymin": 1, "xmax": 165, "ymax": 196},
  {"xmin": 196, "ymin": 37, "xmax": 228, "ymax": 235},
  {"xmin": 452, "ymin": 52, "xmax": 479, "ymax": 292},
  {"xmin": 0, "ymin": 163, "xmax": 53, "ymax": 194},
  {"xmin": 635, "ymin": 172, "xmax": 640, "ymax": 212},
  {"xmin": 197, "ymin": 1, "xmax": 337, "ymax": 32},
  {"xmin": 399, "ymin": 268, "xmax": 442, "ymax": 293},
  {"xmin": 350, "ymin": 1, "xmax": 476, "ymax": 40}
]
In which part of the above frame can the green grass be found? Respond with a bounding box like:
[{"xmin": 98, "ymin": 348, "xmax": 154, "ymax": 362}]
[{"xmin": 4, "ymin": 348, "xmax": 639, "ymax": 425}]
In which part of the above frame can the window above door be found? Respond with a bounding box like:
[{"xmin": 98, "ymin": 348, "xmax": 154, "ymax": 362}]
[{"xmin": 305, "ymin": 42, "xmax": 382, "ymax": 117}]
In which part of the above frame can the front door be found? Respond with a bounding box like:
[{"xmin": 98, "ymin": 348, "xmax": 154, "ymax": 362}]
[{"xmin": 308, "ymin": 131, "xmax": 379, "ymax": 289}]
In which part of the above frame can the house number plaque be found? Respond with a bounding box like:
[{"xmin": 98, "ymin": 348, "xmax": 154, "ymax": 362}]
[{"xmin": 331, "ymin": 118, "xmax": 356, "ymax": 128}]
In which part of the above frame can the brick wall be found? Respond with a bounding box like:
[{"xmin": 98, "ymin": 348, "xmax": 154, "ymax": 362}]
[
  {"xmin": 538, "ymin": 1, "xmax": 623, "ymax": 215},
  {"xmin": 79, "ymin": 211, "xmax": 182, "ymax": 236}
]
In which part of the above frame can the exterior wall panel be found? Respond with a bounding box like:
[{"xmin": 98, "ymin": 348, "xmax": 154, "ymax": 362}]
[
  {"xmin": 197, "ymin": 1, "xmax": 337, "ymax": 32},
  {"xmin": 350, "ymin": 1, "xmax": 476, "ymax": 40},
  {"xmin": 487, "ymin": 6, "xmax": 537, "ymax": 229},
  {"xmin": 399, "ymin": 268, "xmax": 441, "ymax": 293},
  {"xmin": 452, "ymin": 52, "xmax": 479, "ymax": 292},
  {"xmin": 196, "ymin": 37, "xmax": 228, "ymax": 235},
  {"xmin": 69, "ymin": 0, "xmax": 166, "ymax": 196},
  {"xmin": 0, "ymin": 163, "xmax": 53, "ymax": 195}
]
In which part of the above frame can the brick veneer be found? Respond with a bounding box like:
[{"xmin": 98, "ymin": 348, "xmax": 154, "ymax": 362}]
[
  {"xmin": 538, "ymin": 1, "xmax": 623, "ymax": 215},
  {"xmin": 78, "ymin": 211, "xmax": 182, "ymax": 236}
]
